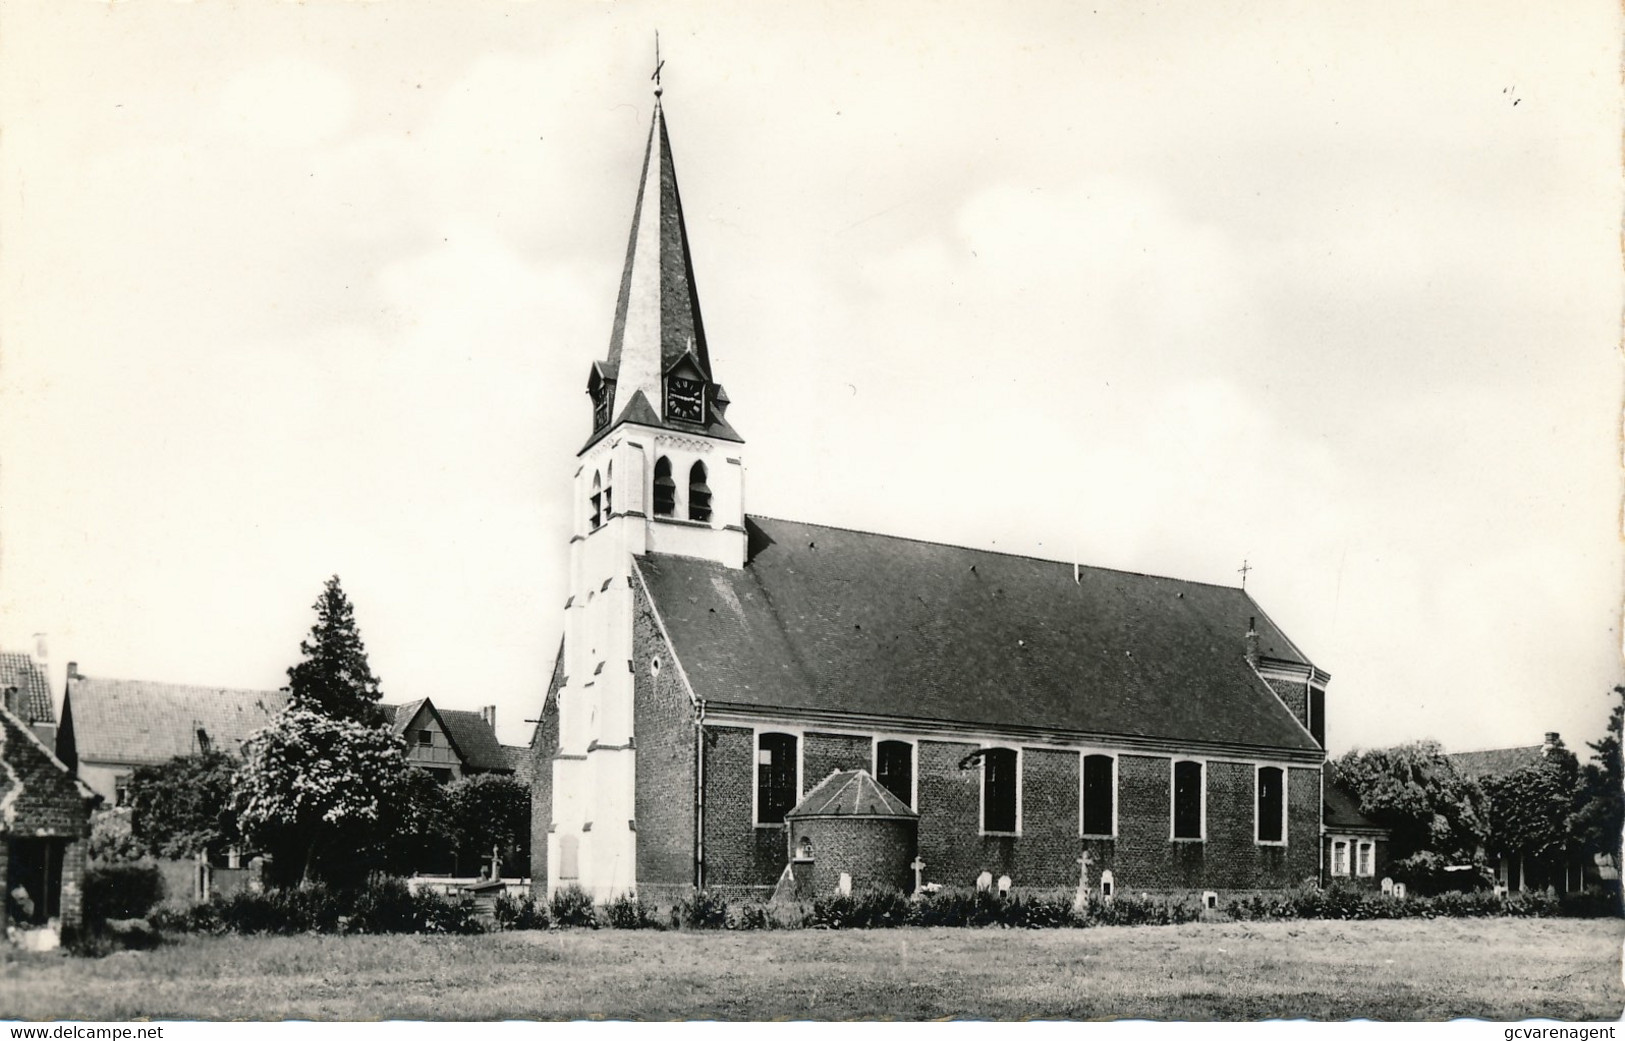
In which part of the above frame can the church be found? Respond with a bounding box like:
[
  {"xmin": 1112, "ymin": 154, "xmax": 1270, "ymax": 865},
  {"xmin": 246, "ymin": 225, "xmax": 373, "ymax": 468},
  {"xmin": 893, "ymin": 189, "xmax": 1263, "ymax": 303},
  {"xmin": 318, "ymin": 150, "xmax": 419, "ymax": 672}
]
[{"xmin": 528, "ymin": 85, "xmax": 1330, "ymax": 905}]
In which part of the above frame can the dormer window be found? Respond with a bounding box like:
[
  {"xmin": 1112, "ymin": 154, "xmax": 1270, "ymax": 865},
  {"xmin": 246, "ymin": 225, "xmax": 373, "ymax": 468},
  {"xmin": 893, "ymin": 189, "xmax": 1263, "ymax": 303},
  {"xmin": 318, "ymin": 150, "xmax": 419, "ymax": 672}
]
[
  {"xmin": 666, "ymin": 376, "xmax": 705, "ymax": 423},
  {"xmin": 593, "ymin": 386, "xmax": 612, "ymax": 430}
]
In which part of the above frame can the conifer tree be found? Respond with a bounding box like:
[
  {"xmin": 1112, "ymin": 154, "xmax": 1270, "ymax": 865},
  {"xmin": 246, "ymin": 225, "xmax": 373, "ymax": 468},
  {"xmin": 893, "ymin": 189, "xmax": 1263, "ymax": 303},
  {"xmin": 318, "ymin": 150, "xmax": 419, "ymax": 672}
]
[{"xmin": 285, "ymin": 575, "xmax": 386, "ymax": 726}]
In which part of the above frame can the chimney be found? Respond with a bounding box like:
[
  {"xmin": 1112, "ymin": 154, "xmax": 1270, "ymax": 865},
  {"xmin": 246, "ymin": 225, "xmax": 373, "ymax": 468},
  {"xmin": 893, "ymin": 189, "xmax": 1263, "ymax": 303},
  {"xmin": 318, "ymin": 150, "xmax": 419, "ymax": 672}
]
[
  {"xmin": 1244, "ymin": 617, "xmax": 1261, "ymax": 668},
  {"xmin": 481, "ymin": 705, "xmax": 496, "ymax": 730},
  {"xmin": 2, "ymin": 686, "xmax": 17, "ymax": 716},
  {"xmin": 1543, "ymin": 731, "xmax": 1561, "ymax": 756},
  {"xmin": 67, "ymin": 661, "xmax": 81, "ymax": 682}
]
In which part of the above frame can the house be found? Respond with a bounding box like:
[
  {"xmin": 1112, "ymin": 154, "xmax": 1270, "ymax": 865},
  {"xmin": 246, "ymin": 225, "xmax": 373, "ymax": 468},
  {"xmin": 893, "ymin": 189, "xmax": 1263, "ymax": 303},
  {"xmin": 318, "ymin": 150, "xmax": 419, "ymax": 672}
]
[
  {"xmin": 56, "ymin": 665, "xmax": 289, "ymax": 805},
  {"xmin": 382, "ymin": 700, "xmax": 524, "ymax": 783},
  {"xmin": 1448, "ymin": 732, "xmax": 1598, "ymax": 893},
  {"xmin": 1322, "ymin": 783, "xmax": 1389, "ymax": 887},
  {"xmin": 528, "ymin": 86, "xmax": 1332, "ymax": 905},
  {"xmin": 57, "ymin": 667, "xmax": 523, "ymax": 800},
  {"xmin": 2, "ymin": 701, "xmax": 96, "ymax": 946},
  {"xmin": 0, "ymin": 646, "xmax": 58, "ymax": 749}
]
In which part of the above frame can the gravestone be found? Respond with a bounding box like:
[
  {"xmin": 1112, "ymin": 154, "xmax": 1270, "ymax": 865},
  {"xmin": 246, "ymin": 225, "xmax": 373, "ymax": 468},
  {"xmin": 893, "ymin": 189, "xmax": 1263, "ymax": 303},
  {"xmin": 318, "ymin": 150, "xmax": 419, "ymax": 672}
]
[{"xmin": 976, "ymin": 871, "xmax": 993, "ymax": 892}]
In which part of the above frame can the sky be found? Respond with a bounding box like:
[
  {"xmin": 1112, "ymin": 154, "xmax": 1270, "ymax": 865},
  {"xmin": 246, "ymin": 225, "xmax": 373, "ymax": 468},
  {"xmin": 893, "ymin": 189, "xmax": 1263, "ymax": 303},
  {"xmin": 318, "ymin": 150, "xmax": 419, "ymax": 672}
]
[{"xmin": 0, "ymin": 0, "xmax": 1619, "ymax": 755}]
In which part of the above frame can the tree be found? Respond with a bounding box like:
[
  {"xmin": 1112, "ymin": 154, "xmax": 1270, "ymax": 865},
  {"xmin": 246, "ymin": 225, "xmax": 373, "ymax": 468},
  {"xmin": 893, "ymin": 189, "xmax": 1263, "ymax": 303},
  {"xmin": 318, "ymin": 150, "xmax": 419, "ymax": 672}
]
[
  {"xmin": 1329, "ymin": 740, "xmax": 1488, "ymax": 863},
  {"xmin": 1481, "ymin": 736, "xmax": 1580, "ymax": 866},
  {"xmin": 127, "ymin": 751, "xmax": 243, "ymax": 860},
  {"xmin": 443, "ymin": 773, "xmax": 531, "ymax": 876},
  {"xmin": 235, "ymin": 708, "xmax": 415, "ymax": 885},
  {"xmin": 285, "ymin": 575, "xmax": 386, "ymax": 726},
  {"xmin": 1571, "ymin": 684, "xmax": 1624, "ymax": 859}
]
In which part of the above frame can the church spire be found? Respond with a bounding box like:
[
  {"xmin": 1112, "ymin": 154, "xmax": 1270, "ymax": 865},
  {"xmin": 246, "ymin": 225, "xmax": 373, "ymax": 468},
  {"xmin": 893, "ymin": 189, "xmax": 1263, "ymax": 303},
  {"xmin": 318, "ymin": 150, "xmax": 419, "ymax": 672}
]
[{"xmin": 586, "ymin": 85, "xmax": 740, "ymax": 450}]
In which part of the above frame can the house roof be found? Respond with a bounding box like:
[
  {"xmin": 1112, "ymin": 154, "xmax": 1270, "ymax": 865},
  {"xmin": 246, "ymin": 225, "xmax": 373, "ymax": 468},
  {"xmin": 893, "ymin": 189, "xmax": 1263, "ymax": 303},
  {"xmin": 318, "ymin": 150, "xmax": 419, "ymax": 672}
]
[
  {"xmin": 0, "ymin": 652, "xmax": 54, "ymax": 724},
  {"xmin": 1324, "ymin": 783, "xmax": 1387, "ymax": 835},
  {"xmin": 1447, "ymin": 745, "xmax": 1544, "ymax": 780},
  {"xmin": 635, "ymin": 516, "xmax": 1321, "ymax": 756},
  {"xmin": 383, "ymin": 699, "xmax": 514, "ymax": 773},
  {"xmin": 787, "ymin": 769, "xmax": 917, "ymax": 820},
  {"xmin": 437, "ymin": 710, "xmax": 512, "ymax": 773},
  {"xmin": 63, "ymin": 676, "xmax": 287, "ymax": 766},
  {"xmin": 0, "ymin": 703, "xmax": 97, "ymax": 832}
]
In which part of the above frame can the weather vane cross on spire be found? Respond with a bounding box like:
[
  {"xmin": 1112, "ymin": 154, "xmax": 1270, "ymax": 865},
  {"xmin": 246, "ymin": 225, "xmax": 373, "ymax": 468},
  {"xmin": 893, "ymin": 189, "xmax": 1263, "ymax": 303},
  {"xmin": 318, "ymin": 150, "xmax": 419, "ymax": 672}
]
[
  {"xmin": 651, "ymin": 31, "xmax": 665, "ymax": 96},
  {"xmin": 1238, "ymin": 559, "xmax": 1252, "ymax": 589}
]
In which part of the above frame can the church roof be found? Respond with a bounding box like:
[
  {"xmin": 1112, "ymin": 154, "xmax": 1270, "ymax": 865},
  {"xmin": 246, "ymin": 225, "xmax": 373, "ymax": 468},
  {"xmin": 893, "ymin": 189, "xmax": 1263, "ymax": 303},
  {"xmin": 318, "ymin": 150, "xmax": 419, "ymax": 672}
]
[
  {"xmin": 787, "ymin": 769, "xmax": 917, "ymax": 820},
  {"xmin": 636, "ymin": 516, "xmax": 1322, "ymax": 758},
  {"xmin": 586, "ymin": 102, "xmax": 742, "ymax": 451}
]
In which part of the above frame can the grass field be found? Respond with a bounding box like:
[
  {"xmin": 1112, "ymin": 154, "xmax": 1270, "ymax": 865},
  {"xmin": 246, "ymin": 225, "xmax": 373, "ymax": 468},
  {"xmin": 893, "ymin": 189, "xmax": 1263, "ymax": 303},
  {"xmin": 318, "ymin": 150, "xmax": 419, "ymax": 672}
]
[{"xmin": 1, "ymin": 917, "xmax": 1621, "ymax": 1021}]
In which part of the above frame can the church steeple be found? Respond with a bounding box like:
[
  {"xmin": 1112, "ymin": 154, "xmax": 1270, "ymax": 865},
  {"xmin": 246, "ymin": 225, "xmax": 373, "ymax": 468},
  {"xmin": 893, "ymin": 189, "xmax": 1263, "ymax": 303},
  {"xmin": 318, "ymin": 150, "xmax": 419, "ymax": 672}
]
[{"xmin": 586, "ymin": 98, "xmax": 741, "ymax": 451}]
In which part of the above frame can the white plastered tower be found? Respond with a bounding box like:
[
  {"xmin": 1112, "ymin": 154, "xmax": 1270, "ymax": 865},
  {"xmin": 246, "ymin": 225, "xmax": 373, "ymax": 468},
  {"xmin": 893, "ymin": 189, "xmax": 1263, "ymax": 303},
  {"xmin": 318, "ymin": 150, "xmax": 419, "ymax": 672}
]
[{"xmin": 548, "ymin": 92, "xmax": 746, "ymax": 899}]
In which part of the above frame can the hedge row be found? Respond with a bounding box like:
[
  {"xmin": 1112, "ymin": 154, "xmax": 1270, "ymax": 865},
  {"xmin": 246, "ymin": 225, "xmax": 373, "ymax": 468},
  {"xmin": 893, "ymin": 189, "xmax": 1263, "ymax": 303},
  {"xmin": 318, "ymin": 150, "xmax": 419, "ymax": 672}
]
[
  {"xmin": 151, "ymin": 877, "xmax": 485, "ymax": 935},
  {"xmin": 492, "ymin": 883, "xmax": 1617, "ymax": 932},
  {"xmin": 142, "ymin": 879, "xmax": 1620, "ymax": 939}
]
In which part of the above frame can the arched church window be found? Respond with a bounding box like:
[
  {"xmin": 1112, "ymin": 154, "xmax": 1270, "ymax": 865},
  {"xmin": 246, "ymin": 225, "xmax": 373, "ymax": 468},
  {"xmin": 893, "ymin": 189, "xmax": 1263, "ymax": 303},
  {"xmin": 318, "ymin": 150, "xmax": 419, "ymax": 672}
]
[
  {"xmin": 688, "ymin": 461, "xmax": 712, "ymax": 523},
  {"xmin": 603, "ymin": 461, "xmax": 613, "ymax": 521},
  {"xmin": 756, "ymin": 732, "xmax": 798, "ymax": 825},
  {"xmin": 653, "ymin": 457, "xmax": 676, "ymax": 517},
  {"xmin": 589, "ymin": 472, "xmax": 604, "ymax": 530}
]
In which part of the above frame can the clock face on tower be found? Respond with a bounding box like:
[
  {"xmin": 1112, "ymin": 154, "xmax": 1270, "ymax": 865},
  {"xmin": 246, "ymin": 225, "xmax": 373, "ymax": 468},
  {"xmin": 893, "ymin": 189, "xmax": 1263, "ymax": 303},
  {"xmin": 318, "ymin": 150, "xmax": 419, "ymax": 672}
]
[{"xmin": 666, "ymin": 376, "xmax": 705, "ymax": 423}]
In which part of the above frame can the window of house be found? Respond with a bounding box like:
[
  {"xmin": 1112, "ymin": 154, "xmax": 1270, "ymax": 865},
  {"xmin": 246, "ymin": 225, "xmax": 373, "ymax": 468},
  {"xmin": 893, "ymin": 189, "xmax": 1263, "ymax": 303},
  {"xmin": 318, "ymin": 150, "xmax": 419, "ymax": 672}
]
[
  {"xmin": 1331, "ymin": 839, "xmax": 1351, "ymax": 876},
  {"xmin": 1256, "ymin": 765, "xmax": 1285, "ymax": 843},
  {"xmin": 876, "ymin": 740, "xmax": 913, "ymax": 807},
  {"xmin": 114, "ymin": 777, "xmax": 131, "ymax": 808},
  {"xmin": 425, "ymin": 767, "xmax": 453, "ymax": 785},
  {"xmin": 1172, "ymin": 760, "xmax": 1204, "ymax": 840},
  {"xmin": 688, "ymin": 461, "xmax": 712, "ymax": 523},
  {"xmin": 1309, "ymin": 688, "xmax": 1325, "ymax": 747},
  {"xmin": 1356, "ymin": 840, "xmax": 1375, "ymax": 877},
  {"xmin": 653, "ymin": 456, "xmax": 676, "ymax": 517},
  {"xmin": 589, "ymin": 471, "xmax": 603, "ymax": 530},
  {"xmin": 756, "ymin": 732, "xmax": 798, "ymax": 825},
  {"xmin": 982, "ymin": 747, "xmax": 1018, "ymax": 833},
  {"xmin": 415, "ymin": 729, "xmax": 434, "ymax": 746},
  {"xmin": 1082, "ymin": 753, "xmax": 1115, "ymax": 836}
]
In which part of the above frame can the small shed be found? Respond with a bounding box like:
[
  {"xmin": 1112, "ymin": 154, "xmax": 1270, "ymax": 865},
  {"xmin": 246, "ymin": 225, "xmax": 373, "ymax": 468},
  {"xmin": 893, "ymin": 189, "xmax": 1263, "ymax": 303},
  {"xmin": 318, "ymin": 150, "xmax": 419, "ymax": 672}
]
[
  {"xmin": 1, "ymin": 703, "xmax": 97, "ymax": 946},
  {"xmin": 781, "ymin": 770, "xmax": 917, "ymax": 899}
]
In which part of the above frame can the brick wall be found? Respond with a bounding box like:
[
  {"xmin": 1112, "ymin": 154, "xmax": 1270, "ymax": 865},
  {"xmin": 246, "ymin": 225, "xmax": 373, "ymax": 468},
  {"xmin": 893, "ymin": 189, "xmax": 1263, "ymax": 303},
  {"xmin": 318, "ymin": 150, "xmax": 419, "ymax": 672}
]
[
  {"xmin": 1, "ymin": 709, "xmax": 92, "ymax": 937},
  {"xmin": 1012, "ymin": 747, "xmax": 1078, "ymax": 887},
  {"xmin": 632, "ymin": 581, "xmax": 696, "ymax": 900},
  {"xmin": 789, "ymin": 816, "xmax": 914, "ymax": 896},
  {"xmin": 803, "ymin": 732, "xmax": 871, "ymax": 791},
  {"xmin": 527, "ymin": 643, "xmax": 564, "ymax": 898},
  {"xmin": 700, "ymin": 725, "xmax": 784, "ymax": 896},
  {"xmin": 693, "ymin": 720, "xmax": 1323, "ymax": 897},
  {"xmin": 1265, "ymin": 677, "xmax": 1310, "ymax": 738}
]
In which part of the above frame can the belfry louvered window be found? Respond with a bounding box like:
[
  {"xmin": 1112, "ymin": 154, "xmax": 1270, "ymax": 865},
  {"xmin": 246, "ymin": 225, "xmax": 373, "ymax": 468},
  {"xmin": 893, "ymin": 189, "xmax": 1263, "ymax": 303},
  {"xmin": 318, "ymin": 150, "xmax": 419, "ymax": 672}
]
[
  {"xmin": 589, "ymin": 471, "xmax": 603, "ymax": 530},
  {"xmin": 756, "ymin": 732, "xmax": 798, "ymax": 825},
  {"xmin": 653, "ymin": 457, "xmax": 675, "ymax": 517},
  {"xmin": 688, "ymin": 461, "xmax": 712, "ymax": 522}
]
